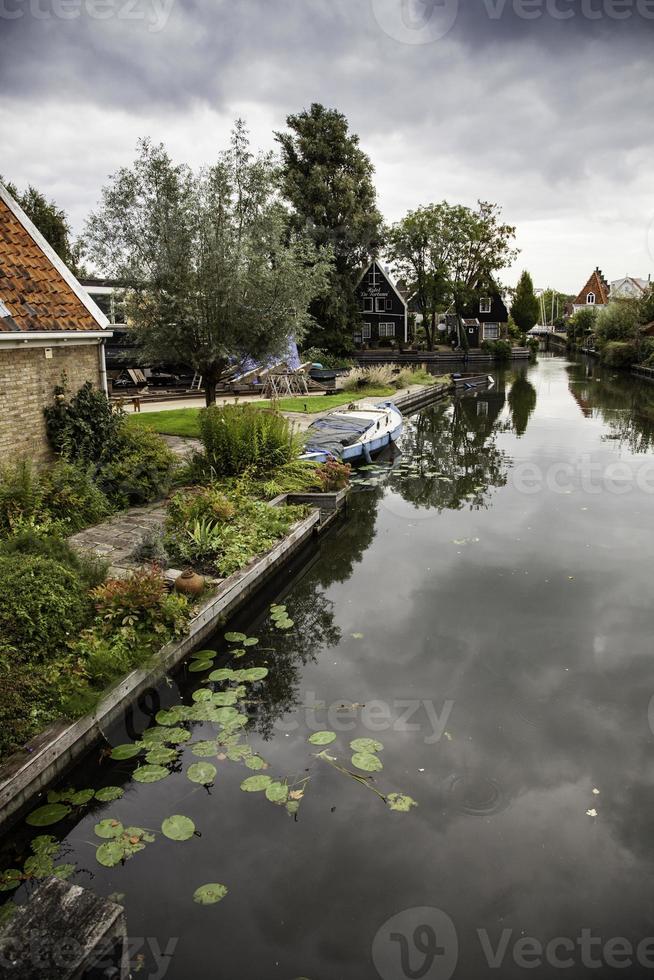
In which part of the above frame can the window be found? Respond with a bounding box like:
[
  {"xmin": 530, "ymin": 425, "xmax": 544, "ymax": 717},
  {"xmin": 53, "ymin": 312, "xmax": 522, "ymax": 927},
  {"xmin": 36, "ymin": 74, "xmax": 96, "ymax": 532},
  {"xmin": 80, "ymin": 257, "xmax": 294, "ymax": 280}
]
[
  {"xmin": 386, "ymin": 298, "xmax": 393, "ymax": 311},
  {"xmin": 363, "ymin": 297, "xmax": 373, "ymax": 312},
  {"xmin": 362, "ymin": 322, "xmax": 372, "ymax": 340},
  {"xmin": 379, "ymin": 323, "xmax": 395, "ymax": 338},
  {"xmin": 375, "ymin": 297, "xmax": 386, "ymax": 312},
  {"xmin": 480, "ymin": 297, "xmax": 492, "ymax": 314},
  {"xmin": 369, "ymin": 265, "xmax": 380, "ymax": 286},
  {"xmin": 587, "ymin": 292, "xmax": 595, "ymax": 305},
  {"xmin": 483, "ymin": 323, "xmax": 499, "ymax": 340}
]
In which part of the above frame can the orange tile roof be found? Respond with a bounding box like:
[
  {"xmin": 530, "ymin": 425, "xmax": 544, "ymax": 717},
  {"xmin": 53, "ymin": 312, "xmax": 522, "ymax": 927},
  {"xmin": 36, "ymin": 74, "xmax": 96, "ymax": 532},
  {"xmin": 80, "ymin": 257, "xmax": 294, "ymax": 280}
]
[
  {"xmin": 574, "ymin": 268, "xmax": 610, "ymax": 307},
  {"xmin": 0, "ymin": 196, "xmax": 100, "ymax": 333}
]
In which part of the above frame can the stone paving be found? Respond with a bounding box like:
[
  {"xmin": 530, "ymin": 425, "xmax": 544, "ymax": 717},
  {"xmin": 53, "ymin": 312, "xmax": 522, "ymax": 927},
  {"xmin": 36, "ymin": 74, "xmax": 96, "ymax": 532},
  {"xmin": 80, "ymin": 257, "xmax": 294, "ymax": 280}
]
[{"xmin": 68, "ymin": 502, "xmax": 171, "ymax": 579}]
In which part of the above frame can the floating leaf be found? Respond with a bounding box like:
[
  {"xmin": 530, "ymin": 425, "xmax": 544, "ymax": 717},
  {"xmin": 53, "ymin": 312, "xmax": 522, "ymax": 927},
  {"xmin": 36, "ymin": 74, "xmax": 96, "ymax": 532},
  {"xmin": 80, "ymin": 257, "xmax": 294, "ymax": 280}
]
[
  {"xmin": 240, "ymin": 775, "xmax": 272, "ymax": 793},
  {"xmin": 245, "ymin": 755, "xmax": 267, "ymax": 771},
  {"xmin": 350, "ymin": 738, "xmax": 384, "ymax": 754},
  {"xmin": 192, "ymin": 689, "xmax": 213, "ymax": 703},
  {"xmin": 132, "ymin": 765, "xmax": 170, "ymax": 783},
  {"xmin": 265, "ymin": 782, "xmax": 289, "ymax": 803},
  {"xmin": 0, "ymin": 870, "xmax": 22, "ymax": 892},
  {"xmin": 26, "ymin": 803, "xmax": 71, "ymax": 827},
  {"xmin": 309, "ymin": 731, "xmax": 336, "ymax": 746},
  {"xmin": 286, "ymin": 800, "xmax": 300, "ymax": 815},
  {"xmin": 188, "ymin": 659, "xmax": 214, "ymax": 673},
  {"xmin": 243, "ymin": 637, "xmax": 259, "ymax": 647},
  {"xmin": 161, "ymin": 815, "xmax": 195, "ymax": 841},
  {"xmin": 191, "ymin": 741, "xmax": 218, "ymax": 758},
  {"xmin": 224, "ymin": 632, "xmax": 246, "ymax": 643},
  {"xmin": 155, "ymin": 707, "xmax": 185, "ymax": 726},
  {"xmin": 139, "ymin": 728, "xmax": 170, "ymax": 745},
  {"xmin": 95, "ymin": 786, "xmax": 124, "ymax": 803},
  {"xmin": 187, "ymin": 763, "xmax": 216, "ymax": 785},
  {"xmin": 96, "ymin": 841, "xmax": 126, "ymax": 868},
  {"xmin": 193, "ymin": 883, "xmax": 228, "ymax": 905},
  {"xmin": 191, "ymin": 650, "xmax": 215, "ymax": 660},
  {"xmin": 69, "ymin": 789, "xmax": 95, "ymax": 806},
  {"xmin": 211, "ymin": 707, "xmax": 241, "ymax": 725},
  {"xmin": 226, "ymin": 744, "xmax": 251, "ymax": 762},
  {"xmin": 52, "ymin": 863, "xmax": 75, "ymax": 880},
  {"xmin": 209, "ymin": 668, "xmax": 236, "ymax": 682},
  {"xmin": 95, "ymin": 819, "xmax": 124, "ymax": 840},
  {"xmin": 31, "ymin": 835, "xmax": 58, "ymax": 856},
  {"xmin": 239, "ymin": 667, "xmax": 268, "ymax": 682},
  {"xmin": 387, "ymin": 793, "xmax": 418, "ymax": 812},
  {"xmin": 211, "ymin": 691, "xmax": 238, "ymax": 706},
  {"xmin": 161, "ymin": 727, "xmax": 191, "ymax": 744},
  {"xmin": 110, "ymin": 743, "xmax": 142, "ymax": 760},
  {"xmin": 351, "ymin": 752, "xmax": 383, "ymax": 773},
  {"xmin": 145, "ymin": 746, "xmax": 178, "ymax": 765}
]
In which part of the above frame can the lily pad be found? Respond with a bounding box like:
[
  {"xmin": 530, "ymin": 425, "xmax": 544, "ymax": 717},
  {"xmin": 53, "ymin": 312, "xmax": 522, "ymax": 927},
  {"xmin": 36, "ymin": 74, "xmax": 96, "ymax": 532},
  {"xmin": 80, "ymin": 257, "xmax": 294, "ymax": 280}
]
[
  {"xmin": 192, "ymin": 689, "xmax": 214, "ymax": 703},
  {"xmin": 193, "ymin": 883, "xmax": 228, "ymax": 905},
  {"xmin": 188, "ymin": 659, "xmax": 214, "ymax": 673},
  {"xmin": 243, "ymin": 637, "xmax": 259, "ymax": 647},
  {"xmin": 350, "ymin": 738, "xmax": 384, "ymax": 754},
  {"xmin": 155, "ymin": 707, "xmax": 186, "ymax": 726},
  {"xmin": 274, "ymin": 618, "xmax": 294, "ymax": 630},
  {"xmin": 110, "ymin": 743, "xmax": 143, "ymax": 761},
  {"xmin": 0, "ymin": 869, "xmax": 22, "ymax": 892},
  {"xmin": 211, "ymin": 707, "xmax": 241, "ymax": 725},
  {"xmin": 161, "ymin": 727, "xmax": 191, "ymax": 744},
  {"xmin": 309, "ymin": 731, "xmax": 336, "ymax": 746},
  {"xmin": 244, "ymin": 755, "xmax": 267, "ymax": 771},
  {"xmin": 211, "ymin": 691, "xmax": 238, "ymax": 706},
  {"xmin": 351, "ymin": 752, "xmax": 383, "ymax": 773},
  {"xmin": 145, "ymin": 746, "xmax": 178, "ymax": 765},
  {"xmin": 224, "ymin": 632, "xmax": 246, "ymax": 643},
  {"xmin": 161, "ymin": 815, "xmax": 195, "ymax": 841},
  {"xmin": 69, "ymin": 789, "xmax": 95, "ymax": 806},
  {"xmin": 94, "ymin": 819, "xmax": 124, "ymax": 840},
  {"xmin": 26, "ymin": 803, "xmax": 71, "ymax": 827},
  {"xmin": 191, "ymin": 741, "xmax": 219, "ymax": 757},
  {"xmin": 226, "ymin": 744, "xmax": 251, "ymax": 762},
  {"xmin": 240, "ymin": 775, "xmax": 272, "ymax": 793},
  {"xmin": 191, "ymin": 650, "xmax": 215, "ymax": 660},
  {"xmin": 208, "ymin": 668, "xmax": 236, "ymax": 682},
  {"xmin": 132, "ymin": 765, "xmax": 170, "ymax": 783},
  {"xmin": 387, "ymin": 793, "xmax": 418, "ymax": 812},
  {"xmin": 265, "ymin": 782, "xmax": 289, "ymax": 804},
  {"xmin": 239, "ymin": 667, "xmax": 269, "ymax": 682},
  {"xmin": 94, "ymin": 786, "xmax": 124, "ymax": 803},
  {"xmin": 187, "ymin": 763, "xmax": 216, "ymax": 785},
  {"xmin": 96, "ymin": 841, "xmax": 126, "ymax": 868}
]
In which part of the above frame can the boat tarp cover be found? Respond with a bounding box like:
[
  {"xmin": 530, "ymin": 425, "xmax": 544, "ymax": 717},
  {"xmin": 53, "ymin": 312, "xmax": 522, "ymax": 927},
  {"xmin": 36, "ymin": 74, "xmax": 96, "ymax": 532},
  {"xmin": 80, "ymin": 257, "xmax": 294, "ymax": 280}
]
[{"xmin": 304, "ymin": 414, "xmax": 376, "ymax": 460}]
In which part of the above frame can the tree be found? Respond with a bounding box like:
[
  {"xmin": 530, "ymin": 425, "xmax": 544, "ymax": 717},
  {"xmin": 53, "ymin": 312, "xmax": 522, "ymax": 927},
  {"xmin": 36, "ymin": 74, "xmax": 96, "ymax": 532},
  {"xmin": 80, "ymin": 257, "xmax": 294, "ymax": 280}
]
[
  {"xmin": 511, "ymin": 271, "xmax": 540, "ymax": 333},
  {"xmin": 276, "ymin": 104, "xmax": 383, "ymax": 354},
  {"xmin": 1, "ymin": 177, "xmax": 82, "ymax": 272},
  {"xmin": 387, "ymin": 205, "xmax": 451, "ymax": 350},
  {"xmin": 638, "ymin": 285, "xmax": 654, "ymax": 325},
  {"xmin": 568, "ymin": 306, "xmax": 597, "ymax": 347},
  {"xmin": 84, "ymin": 124, "xmax": 332, "ymax": 404}
]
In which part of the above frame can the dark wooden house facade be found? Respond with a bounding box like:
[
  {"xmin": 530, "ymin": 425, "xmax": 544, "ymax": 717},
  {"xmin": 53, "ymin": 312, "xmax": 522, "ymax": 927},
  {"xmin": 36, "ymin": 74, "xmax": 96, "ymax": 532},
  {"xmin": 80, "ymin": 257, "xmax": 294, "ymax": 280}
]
[
  {"xmin": 355, "ymin": 260, "xmax": 408, "ymax": 346},
  {"xmin": 462, "ymin": 291, "xmax": 509, "ymax": 347}
]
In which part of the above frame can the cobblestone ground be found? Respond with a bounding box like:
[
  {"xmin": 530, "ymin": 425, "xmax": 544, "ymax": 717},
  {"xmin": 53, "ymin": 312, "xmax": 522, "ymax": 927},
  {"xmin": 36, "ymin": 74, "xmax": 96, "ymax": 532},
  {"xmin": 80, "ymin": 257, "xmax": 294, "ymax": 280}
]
[{"xmin": 67, "ymin": 502, "xmax": 171, "ymax": 579}]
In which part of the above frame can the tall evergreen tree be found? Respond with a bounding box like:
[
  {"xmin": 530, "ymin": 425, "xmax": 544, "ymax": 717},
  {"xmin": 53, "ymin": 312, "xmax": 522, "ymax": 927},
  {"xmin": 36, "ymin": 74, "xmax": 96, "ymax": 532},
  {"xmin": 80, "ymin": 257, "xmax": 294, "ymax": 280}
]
[
  {"xmin": 511, "ymin": 270, "xmax": 540, "ymax": 332},
  {"xmin": 276, "ymin": 104, "xmax": 383, "ymax": 354}
]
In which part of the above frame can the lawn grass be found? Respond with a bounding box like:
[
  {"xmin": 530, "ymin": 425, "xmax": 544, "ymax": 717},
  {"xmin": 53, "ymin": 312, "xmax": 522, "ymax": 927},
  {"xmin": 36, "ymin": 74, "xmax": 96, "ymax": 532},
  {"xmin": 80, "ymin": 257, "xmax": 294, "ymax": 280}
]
[{"xmin": 128, "ymin": 386, "xmax": 395, "ymax": 439}]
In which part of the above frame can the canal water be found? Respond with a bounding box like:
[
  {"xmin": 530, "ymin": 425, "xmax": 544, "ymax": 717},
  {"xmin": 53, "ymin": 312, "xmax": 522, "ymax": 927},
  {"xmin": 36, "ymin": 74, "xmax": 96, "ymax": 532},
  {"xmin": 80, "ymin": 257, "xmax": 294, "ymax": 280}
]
[{"xmin": 3, "ymin": 354, "xmax": 654, "ymax": 979}]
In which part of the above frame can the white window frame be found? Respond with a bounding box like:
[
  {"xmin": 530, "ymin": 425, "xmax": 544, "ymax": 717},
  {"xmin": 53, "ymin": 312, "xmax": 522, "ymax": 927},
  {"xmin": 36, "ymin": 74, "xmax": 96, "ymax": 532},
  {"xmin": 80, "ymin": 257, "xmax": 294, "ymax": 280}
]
[
  {"xmin": 363, "ymin": 297, "xmax": 373, "ymax": 312},
  {"xmin": 379, "ymin": 322, "xmax": 396, "ymax": 338},
  {"xmin": 483, "ymin": 323, "xmax": 500, "ymax": 340},
  {"xmin": 480, "ymin": 297, "xmax": 492, "ymax": 314},
  {"xmin": 587, "ymin": 292, "xmax": 595, "ymax": 305},
  {"xmin": 362, "ymin": 322, "xmax": 372, "ymax": 340}
]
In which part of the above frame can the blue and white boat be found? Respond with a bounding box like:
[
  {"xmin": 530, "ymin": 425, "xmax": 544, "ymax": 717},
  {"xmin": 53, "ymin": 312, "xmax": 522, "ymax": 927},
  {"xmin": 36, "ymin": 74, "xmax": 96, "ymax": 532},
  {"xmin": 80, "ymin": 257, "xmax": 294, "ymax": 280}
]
[{"xmin": 301, "ymin": 401, "xmax": 403, "ymax": 465}]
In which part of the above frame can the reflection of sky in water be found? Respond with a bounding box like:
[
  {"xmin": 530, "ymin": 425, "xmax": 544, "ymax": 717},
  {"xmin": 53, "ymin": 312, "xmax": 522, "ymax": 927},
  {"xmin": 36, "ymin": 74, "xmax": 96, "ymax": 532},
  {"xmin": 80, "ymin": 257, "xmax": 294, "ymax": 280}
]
[{"xmin": 4, "ymin": 355, "xmax": 654, "ymax": 979}]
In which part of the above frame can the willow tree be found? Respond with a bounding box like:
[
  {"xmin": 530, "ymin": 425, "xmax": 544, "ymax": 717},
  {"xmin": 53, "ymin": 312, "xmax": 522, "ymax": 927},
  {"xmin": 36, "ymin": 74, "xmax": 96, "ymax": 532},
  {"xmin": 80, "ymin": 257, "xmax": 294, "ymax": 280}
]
[{"xmin": 85, "ymin": 123, "xmax": 332, "ymax": 404}]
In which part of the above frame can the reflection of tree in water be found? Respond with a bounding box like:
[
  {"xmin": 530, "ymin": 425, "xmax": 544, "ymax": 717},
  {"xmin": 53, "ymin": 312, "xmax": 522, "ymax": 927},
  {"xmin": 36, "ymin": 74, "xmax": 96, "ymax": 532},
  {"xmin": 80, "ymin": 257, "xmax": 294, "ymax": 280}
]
[
  {"xmin": 388, "ymin": 391, "xmax": 510, "ymax": 511},
  {"xmin": 567, "ymin": 359, "xmax": 654, "ymax": 454},
  {"xmin": 508, "ymin": 370, "xmax": 537, "ymax": 436}
]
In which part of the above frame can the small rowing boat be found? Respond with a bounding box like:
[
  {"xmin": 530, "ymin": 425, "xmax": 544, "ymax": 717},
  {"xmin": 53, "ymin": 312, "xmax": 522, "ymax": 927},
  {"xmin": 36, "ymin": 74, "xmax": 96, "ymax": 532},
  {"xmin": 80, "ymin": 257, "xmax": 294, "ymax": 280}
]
[
  {"xmin": 301, "ymin": 401, "xmax": 403, "ymax": 465},
  {"xmin": 451, "ymin": 373, "xmax": 495, "ymax": 392}
]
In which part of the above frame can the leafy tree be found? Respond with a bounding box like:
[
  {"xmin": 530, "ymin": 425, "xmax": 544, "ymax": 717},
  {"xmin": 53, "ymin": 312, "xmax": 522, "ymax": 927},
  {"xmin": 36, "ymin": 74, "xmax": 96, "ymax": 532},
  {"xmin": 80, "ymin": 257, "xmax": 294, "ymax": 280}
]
[
  {"xmin": 1, "ymin": 177, "xmax": 82, "ymax": 273},
  {"xmin": 638, "ymin": 285, "xmax": 654, "ymax": 325},
  {"xmin": 595, "ymin": 300, "xmax": 641, "ymax": 346},
  {"xmin": 511, "ymin": 271, "xmax": 540, "ymax": 333},
  {"xmin": 84, "ymin": 124, "xmax": 332, "ymax": 404},
  {"xmin": 387, "ymin": 205, "xmax": 451, "ymax": 350},
  {"xmin": 567, "ymin": 306, "xmax": 597, "ymax": 346},
  {"xmin": 539, "ymin": 287, "xmax": 572, "ymax": 329},
  {"xmin": 276, "ymin": 104, "xmax": 383, "ymax": 355}
]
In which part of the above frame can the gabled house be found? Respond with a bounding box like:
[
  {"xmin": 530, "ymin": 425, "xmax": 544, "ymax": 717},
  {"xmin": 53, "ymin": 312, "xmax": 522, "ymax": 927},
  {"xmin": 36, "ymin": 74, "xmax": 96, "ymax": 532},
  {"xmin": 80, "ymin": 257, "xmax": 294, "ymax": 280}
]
[
  {"xmin": 572, "ymin": 268, "xmax": 610, "ymax": 313},
  {"xmin": 354, "ymin": 259, "xmax": 408, "ymax": 346},
  {"xmin": 610, "ymin": 276, "xmax": 651, "ymax": 301},
  {"xmin": 0, "ymin": 182, "xmax": 111, "ymax": 465},
  {"xmin": 462, "ymin": 290, "xmax": 509, "ymax": 347}
]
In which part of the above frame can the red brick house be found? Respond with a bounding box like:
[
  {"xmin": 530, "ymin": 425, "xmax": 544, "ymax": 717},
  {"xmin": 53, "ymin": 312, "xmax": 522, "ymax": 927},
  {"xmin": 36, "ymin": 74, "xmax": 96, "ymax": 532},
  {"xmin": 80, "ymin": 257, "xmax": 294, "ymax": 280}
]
[
  {"xmin": 572, "ymin": 268, "xmax": 610, "ymax": 313},
  {"xmin": 0, "ymin": 182, "xmax": 111, "ymax": 466}
]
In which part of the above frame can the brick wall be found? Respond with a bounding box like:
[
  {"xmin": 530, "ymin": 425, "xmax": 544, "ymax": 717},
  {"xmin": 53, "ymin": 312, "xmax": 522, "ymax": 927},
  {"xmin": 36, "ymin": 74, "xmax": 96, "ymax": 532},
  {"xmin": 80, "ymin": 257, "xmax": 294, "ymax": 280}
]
[{"xmin": 0, "ymin": 343, "xmax": 101, "ymax": 466}]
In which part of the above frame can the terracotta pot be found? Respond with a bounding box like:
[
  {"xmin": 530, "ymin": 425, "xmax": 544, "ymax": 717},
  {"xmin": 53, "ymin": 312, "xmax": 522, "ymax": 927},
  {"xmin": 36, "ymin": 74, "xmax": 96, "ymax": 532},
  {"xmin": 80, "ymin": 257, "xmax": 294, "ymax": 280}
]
[{"xmin": 175, "ymin": 569, "xmax": 205, "ymax": 596}]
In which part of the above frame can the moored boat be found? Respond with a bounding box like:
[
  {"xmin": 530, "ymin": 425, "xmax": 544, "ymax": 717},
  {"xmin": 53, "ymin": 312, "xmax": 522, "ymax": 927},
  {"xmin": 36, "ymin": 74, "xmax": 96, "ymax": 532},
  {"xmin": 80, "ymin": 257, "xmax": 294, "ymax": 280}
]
[
  {"xmin": 451, "ymin": 373, "xmax": 495, "ymax": 392},
  {"xmin": 301, "ymin": 401, "xmax": 403, "ymax": 465}
]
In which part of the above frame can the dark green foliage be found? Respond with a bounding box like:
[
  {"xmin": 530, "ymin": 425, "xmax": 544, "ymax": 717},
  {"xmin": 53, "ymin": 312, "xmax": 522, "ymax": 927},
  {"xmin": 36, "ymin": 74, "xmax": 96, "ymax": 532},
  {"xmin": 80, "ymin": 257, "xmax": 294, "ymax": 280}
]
[
  {"xmin": 0, "ymin": 460, "xmax": 112, "ymax": 536},
  {"xmin": 0, "ymin": 645, "xmax": 71, "ymax": 758},
  {"xmin": 0, "ymin": 461, "xmax": 44, "ymax": 535},
  {"xmin": 96, "ymin": 426, "xmax": 176, "ymax": 507},
  {"xmin": 481, "ymin": 339, "xmax": 512, "ymax": 360},
  {"xmin": 600, "ymin": 341, "xmax": 638, "ymax": 367},
  {"xmin": 511, "ymin": 271, "xmax": 540, "ymax": 332},
  {"xmin": 0, "ymin": 555, "xmax": 93, "ymax": 662},
  {"xmin": 195, "ymin": 405, "xmax": 302, "ymax": 478},
  {"xmin": 44, "ymin": 381, "xmax": 121, "ymax": 466},
  {"xmin": 0, "ymin": 531, "xmax": 107, "ymax": 590}
]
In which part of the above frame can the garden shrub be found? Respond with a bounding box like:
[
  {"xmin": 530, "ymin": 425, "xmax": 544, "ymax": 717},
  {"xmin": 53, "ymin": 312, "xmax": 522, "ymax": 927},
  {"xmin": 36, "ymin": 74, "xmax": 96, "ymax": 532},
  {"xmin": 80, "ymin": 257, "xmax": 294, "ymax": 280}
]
[
  {"xmin": 44, "ymin": 380, "xmax": 122, "ymax": 466},
  {"xmin": 196, "ymin": 405, "xmax": 303, "ymax": 478},
  {"xmin": 301, "ymin": 347, "xmax": 354, "ymax": 370},
  {"xmin": 97, "ymin": 426, "xmax": 177, "ymax": 506},
  {"xmin": 0, "ymin": 531, "xmax": 107, "ymax": 589},
  {"xmin": 600, "ymin": 341, "xmax": 638, "ymax": 368},
  {"xmin": 315, "ymin": 460, "xmax": 351, "ymax": 492},
  {"xmin": 0, "ymin": 555, "xmax": 93, "ymax": 662},
  {"xmin": 42, "ymin": 460, "xmax": 113, "ymax": 531},
  {"xmin": 0, "ymin": 461, "xmax": 45, "ymax": 534},
  {"xmin": 341, "ymin": 365, "xmax": 395, "ymax": 391},
  {"xmin": 481, "ymin": 339, "xmax": 512, "ymax": 360}
]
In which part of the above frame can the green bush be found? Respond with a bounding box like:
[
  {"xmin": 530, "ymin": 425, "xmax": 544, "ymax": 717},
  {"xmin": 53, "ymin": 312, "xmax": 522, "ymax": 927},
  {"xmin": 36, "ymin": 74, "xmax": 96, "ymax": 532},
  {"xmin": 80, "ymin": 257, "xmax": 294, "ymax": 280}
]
[
  {"xmin": 600, "ymin": 341, "xmax": 638, "ymax": 367},
  {"xmin": 0, "ymin": 555, "xmax": 93, "ymax": 662},
  {"xmin": 0, "ymin": 460, "xmax": 113, "ymax": 536},
  {"xmin": 301, "ymin": 347, "xmax": 354, "ymax": 370},
  {"xmin": 0, "ymin": 531, "xmax": 107, "ymax": 589},
  {"xmin": 97, "ymin": 426, "xmax": 177, "ymax": 506},
  {"xmin": 44, "ymin": 380, "xmax": 121, "ymax": 465},
  {"xmin": 315, "ymin": 460, "xmax": 351, "ymax": 492},
  {"xmin": 195, "ymin": 405, "xmax": 303, "ymax": 478},
  {"xmin": 481, "ymin": 339, "xmax": 512, "ymax": 360},
  {"xmin": 0, "ymin": 461, "xmax": 45, "ymax": 534}
]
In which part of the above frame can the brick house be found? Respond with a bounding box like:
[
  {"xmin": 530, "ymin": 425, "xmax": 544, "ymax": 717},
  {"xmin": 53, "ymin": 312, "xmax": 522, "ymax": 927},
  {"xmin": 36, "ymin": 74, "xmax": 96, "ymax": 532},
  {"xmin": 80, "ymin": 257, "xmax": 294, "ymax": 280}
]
[
  {"xmin": 0, "ymin": 182, "xmax": 111, "ymax": 466},
  {"xmin": 572, "ymin": 268, "xmax": 610, "ymax": 313}
]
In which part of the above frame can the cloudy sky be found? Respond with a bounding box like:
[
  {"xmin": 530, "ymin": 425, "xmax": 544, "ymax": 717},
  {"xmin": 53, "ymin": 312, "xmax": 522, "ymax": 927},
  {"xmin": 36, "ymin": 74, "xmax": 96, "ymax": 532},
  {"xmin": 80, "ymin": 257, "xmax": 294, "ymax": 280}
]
[{"xmin": 1, "ymin": 0, "xmax": 653, "ymax": 293}]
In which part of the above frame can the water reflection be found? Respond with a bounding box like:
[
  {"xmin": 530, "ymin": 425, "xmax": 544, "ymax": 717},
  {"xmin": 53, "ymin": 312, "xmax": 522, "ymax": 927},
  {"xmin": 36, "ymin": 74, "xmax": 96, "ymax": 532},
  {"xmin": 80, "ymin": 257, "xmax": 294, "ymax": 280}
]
[{"xmin": 568, "ymin": 357, "xmax": 654, "ymax": 453}]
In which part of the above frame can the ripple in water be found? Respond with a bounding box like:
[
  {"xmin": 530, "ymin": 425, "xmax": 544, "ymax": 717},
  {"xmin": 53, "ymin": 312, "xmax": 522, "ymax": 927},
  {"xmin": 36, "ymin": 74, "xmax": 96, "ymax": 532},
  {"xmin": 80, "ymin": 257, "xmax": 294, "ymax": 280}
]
[{"xmin": 445, "ymin": 773, "xmax": 506, "ymax": 816}]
